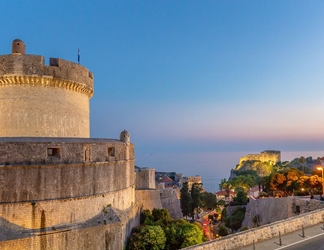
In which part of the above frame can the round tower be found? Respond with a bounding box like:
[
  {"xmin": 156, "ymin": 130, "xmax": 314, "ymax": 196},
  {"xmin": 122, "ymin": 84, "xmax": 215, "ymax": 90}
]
[
  {"xmin": 0, "ymin": 40, "xmax": 94, "ymax": 137},
  {"xmin": 12, "ymin": 39, "xmax": 26, "ymax": 54},
  {"xmin": 120, "ymin": 130, "xmax": 130, "ymax": 145}
]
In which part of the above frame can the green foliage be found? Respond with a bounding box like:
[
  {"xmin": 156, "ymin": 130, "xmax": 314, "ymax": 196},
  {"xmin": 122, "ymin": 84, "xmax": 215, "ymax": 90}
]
[
  {"xmin": 225, "ymin": 206, "xmax": 246, "ymax": 231},
  {"xmin": 191, "ymin": 183, "xmax": 203, "ymax": 218},
  {"xmin": 227, "ymin": 175, "xmax": 258, "ymax": 192},
  {"xmin": 217, "ymin": 225, "xmax": 228, "ymax": 236},
  {"xmin": 129, "ymin": 209, "xmax": 205, "ymax": 250},
  {"xmin": 163, "ymin": 219, "xmax": 204, "ymax": 249},
  {"xmin": 232, "ymin": 189, "xmax": 248, "ymax": 205},
  {"xmin": 141, "ymin": 209, "xmax": 154, "ymax": 224},
  {"xmin": 180, "ymin": 182, "xmax": 192, "ymax": 218},
  {"xmin": 152, "ymin": 208, "xmax": 171, "ymax": 222},
  {"xmin": 219, "ymin": 178, "xmax": 227, "ymax": 190},
  {"xmin": 237, "ymin": 170, "xmax": 258, "ymax": 177},
  {"xmin": 235, "ymin": 160, "xmax": 273, "ymax": 176},
  {"xmin": 217, "ymin": 200, "xmax": 226, "ymax": 206},
  {"xmin": 126, "ymin": 225, "xmax": 166, "ymax": 250},
  {"xmin": 201, "ymin": 192, "xmax": 217, "ymax": 209},
  {"xmin": 178, "ymin": 223, "xmax": 204, "ymax": 248},
  {"xmin": 221, "ymin": 207, "xmax": 227, "ymax": 222}
]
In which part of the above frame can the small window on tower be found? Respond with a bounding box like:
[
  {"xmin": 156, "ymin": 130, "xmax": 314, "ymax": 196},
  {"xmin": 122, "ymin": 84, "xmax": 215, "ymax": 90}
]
[
  {"xmin": 108, "ymin": 147, "xmax": 115, "ymax": 157},
  {"xmin": 47, "ymin": 148, "xmax": 61, "ymax": 158}
]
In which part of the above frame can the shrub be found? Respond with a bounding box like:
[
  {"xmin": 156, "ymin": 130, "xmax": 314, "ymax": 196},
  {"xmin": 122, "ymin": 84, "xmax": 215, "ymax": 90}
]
[
  {"xmin": 126, "ymin": 225, "xmax": 166, "ymax": 250},
  {"xmin": 225, "ymin": 206, "xmax": 246, "ymax": 231},
  {"xmin": 218, "ymin": 225, "xmax": 228, "ymax": 236}
]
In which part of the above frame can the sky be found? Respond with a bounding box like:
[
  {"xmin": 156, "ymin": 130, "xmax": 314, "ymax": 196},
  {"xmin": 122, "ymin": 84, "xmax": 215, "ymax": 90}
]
[{"xmin": 2, "ymin": 1, "xmax": 324, "ymax": 185}]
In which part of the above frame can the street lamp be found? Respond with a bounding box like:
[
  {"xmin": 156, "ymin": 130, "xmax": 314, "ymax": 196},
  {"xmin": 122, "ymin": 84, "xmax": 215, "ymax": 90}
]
[{"xmin": 317, "ymin": 167, "xmax": 324, "ymax": 195}]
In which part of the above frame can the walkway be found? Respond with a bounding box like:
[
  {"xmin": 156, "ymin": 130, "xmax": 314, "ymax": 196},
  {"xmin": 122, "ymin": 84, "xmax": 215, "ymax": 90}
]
[{"xmin": 238, "ymin": 222, "xmax": 324, "ymax": 250}]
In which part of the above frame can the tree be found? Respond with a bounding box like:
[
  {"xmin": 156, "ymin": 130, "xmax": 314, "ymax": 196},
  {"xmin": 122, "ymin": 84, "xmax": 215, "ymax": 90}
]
[
  {"xmin": 225, "ymin": 206, "xmax": 246, "ymax": 231},
  {"xmin": 191, "ymin": 183, "xmax": 203, "ymax": 219},
  {"xmin": 232, "ymin": 189, "xmax": 248, "ymax": 205},
  {"xmin": 218, "ymin": 225, "xmax": 228, "ymax": 236},
  {"xmin": 227, "ymin": 175, "xmax": 257, "ymax": 192},
  {"xmin": 201, "ymin": 192, "xmax": 217, "ymax": 209},
  {"xmin": 180, "ymin": 182, "xmax": 192, "ymax": 219},
  {"xmin": 126, "ymin": 225, "xmax": 166, "ymax": 250},
  {"xmin": 152, "ymin": 208, "xmax": 171, "ymax": 222},
  {"xmin": 140, "ymin": 209, "xmax": 154, "ymax": 224},
  {"xmin": 219, "ymin": 178, "xmax": 227, "ymax": 190}
]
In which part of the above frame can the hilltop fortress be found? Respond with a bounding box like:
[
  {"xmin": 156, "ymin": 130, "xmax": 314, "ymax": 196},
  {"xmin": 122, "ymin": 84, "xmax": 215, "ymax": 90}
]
[
  {"xmin": 239, "ymin": 150, "xmax": 281, "ymax": 164},
  {"xmin": 0, "ymin": 40, "xmax": 181, "ymax": 249}
]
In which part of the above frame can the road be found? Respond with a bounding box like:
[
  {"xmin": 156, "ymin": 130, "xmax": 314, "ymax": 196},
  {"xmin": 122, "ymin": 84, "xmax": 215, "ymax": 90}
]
[
  {"xmin": 238, "ymin": 223, "xmax": 324, "ymax": 250},
  {"xmin": 277, "ymin": 233, "xmax": 324, "ymax": 250}
]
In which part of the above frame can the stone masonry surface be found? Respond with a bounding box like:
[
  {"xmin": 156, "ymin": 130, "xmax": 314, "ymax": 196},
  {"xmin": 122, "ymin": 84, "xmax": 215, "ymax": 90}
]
[
  {"xmin": 0, "ymin": 53, "xmax": 93, "ymax": 137},
  {"xmin": 183, "ymin": 208, "xmax": 324, "ymax": 250}
]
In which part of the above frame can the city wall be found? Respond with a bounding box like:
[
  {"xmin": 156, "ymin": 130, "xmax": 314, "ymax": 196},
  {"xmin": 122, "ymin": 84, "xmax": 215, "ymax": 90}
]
[
  {"xmin": 0, "ymin": 187, "xmax": 135, "ymax": 231},
  {"xmin": 159, "ymin": 188, "xmax": 183, "ymax": 219},
  {"xmin": 0, "ymin": 204, "xmax": 140, "ymax": 250},
  {"xmin": 0, "ymin": 138, "xmax": 134, "ymax": 165},
  {"xmin": 135, "ymin": 189, "xmax": 163, "ymax": 211},
  {"xmin": 184, "ymin": 208, "xmax": 324, "ymax": 250},
  {"xmin": 242, "ymin": 196, "xmax": 324, "ymax": 228},
  {"xmin": 0, "ymin": 161, "xmax": 134, "ymax": 204}
]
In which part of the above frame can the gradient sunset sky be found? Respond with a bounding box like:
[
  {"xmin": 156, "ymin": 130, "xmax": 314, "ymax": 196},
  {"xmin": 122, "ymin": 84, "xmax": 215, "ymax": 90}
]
[{"xmin": 2, "ymin": 1, "xmax": 324, "ymax": 180}]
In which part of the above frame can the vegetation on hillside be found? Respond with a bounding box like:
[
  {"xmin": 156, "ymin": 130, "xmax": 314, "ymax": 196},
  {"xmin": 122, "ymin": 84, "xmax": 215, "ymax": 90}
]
[
  {"xmin": 180, "ymin": 182, "xmax": 217, "ymax": 219},
  {"xmin": 126, "ymin": 208, "xmax": 205, "ymax": 250}
]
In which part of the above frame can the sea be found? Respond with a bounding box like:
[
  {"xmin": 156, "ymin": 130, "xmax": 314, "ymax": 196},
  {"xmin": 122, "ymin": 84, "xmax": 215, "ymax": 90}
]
[{"xmin": 136, "ymin": 150, "xmax": 324, "ymax": 193}]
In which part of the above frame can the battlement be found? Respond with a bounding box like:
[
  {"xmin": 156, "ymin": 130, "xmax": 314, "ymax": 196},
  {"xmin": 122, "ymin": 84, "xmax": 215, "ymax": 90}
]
[{"xmin": 0, "ymin": 54, "xmax": 93, "ymax": 97}]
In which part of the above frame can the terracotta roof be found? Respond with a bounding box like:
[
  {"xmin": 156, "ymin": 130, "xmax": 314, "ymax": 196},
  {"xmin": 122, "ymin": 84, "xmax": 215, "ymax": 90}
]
[
  {"xmin": 161, "ymin": 176, "xmax": 173, "ymax": 183},
  {"xmin": 250, "ymin": 186, "xmax": 259, "ymax": 192},
  {"xmin": 215, "ymin": 190, "xmax": 235, "ymax": 196}
]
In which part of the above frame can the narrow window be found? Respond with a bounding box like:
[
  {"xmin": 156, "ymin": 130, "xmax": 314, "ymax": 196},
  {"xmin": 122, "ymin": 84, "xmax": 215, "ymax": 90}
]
[
  {"xmin": 108, "ymin": 147, "xmax": 115, "ymax": 157},
  {"xmin": 47, "ymin": 148, "xmax": 60, "ymax": 158}
]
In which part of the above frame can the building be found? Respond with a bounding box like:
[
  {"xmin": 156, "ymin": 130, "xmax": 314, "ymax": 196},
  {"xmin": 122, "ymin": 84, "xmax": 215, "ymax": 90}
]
[
  {"xmin": 0, "ymin": 40, "xmax": 138, "ymax": 249},
  {"xmin": 179, "ymin": 175, "xmax": 202, "ymax": 190},
  {"xmin": 239, "ymin": 150, "xmax": 281, "ymax": 164}
]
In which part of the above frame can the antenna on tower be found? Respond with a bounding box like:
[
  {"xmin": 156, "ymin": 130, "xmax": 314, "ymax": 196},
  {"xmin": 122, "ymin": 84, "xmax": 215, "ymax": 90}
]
[{"xmin": 78, "ymin": 49, "xmax": 80, "ymax": 65}]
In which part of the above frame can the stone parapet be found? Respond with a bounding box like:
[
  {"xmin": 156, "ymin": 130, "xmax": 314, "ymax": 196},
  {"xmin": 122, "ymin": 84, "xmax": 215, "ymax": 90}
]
[
  {"xmin": 183, "ymin": 208, "xmax": 324, "ymax": 250},
  {"xmin": 0, "ymin": 55, "xmax": 93, "ymax": 96}
]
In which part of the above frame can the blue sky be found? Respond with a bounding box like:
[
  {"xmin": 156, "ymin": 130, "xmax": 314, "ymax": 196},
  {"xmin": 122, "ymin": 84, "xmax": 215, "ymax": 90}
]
[{"xmin": 2, "ymin": 1, "xmax": 324, "ymax": 180}]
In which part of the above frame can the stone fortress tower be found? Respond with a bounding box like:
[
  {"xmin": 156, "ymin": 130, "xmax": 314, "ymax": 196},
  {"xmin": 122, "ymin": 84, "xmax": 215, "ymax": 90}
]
[
  {"xmin": 0, "ymin": 39, "xmax": 93, "ymax": 137},
  {"xmin": 0, "ymin": 40, "xmax": 139, "ymax": 249}
]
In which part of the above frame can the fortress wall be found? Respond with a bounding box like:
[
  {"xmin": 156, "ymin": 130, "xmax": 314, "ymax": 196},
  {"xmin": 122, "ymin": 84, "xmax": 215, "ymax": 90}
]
[
  {"xmin": 0, "ymin": 223, "xmax": 123, "ymax": 250},
  {"xmin": 135, "ymin": 168, "xmax": 155, "ymax": 189},
  {"xmin": 242, "ymin": 196, "xmax": 324, "ymax": 229},
  {"xmin": 159, "ymin": 188, "xmax": 183, "ymax": 219},
  {"xmin": 135, "ymin": 189, "xmax": 163, "ymax": 211},
  {"xmin": 239, "ymin": 151, "xmax": 281, "ymax": 164},
  {"xmin": 0, "ymin": 86, "xmax": 89, "ymax": 137},
  {"xmin": 0, "ymin": 54, "xmax": 93, "ymax": 88},
  {"xmin": 0, "ymin": 160, "xmax": 135, "ymax": 203},
  {"xmin": 0, "ymin": 186, "xmax": 135, "ymax": 230},
  {"xmin": 242, "ymin": 197, "xmax": 289, "ymax": 228},
  {"xmin": 183, "ymin": 208, "xmax": 324, "ymax": 250},
  {"xmin": 0, "ymin": 140, "xmax": 133, "ymax": 165},
  {"xmin": 260, "ymin": 151, "xmax": 281, "ymax": 163}
]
